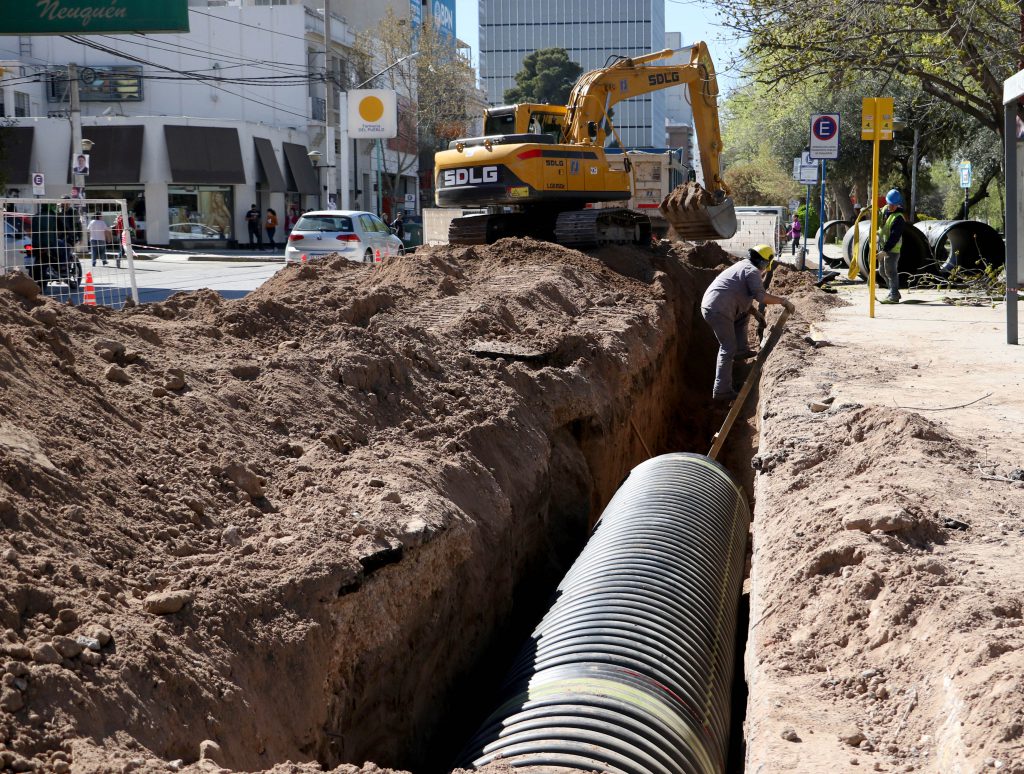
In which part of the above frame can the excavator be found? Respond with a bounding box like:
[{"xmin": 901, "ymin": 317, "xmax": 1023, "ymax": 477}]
[{"xmin": 434, "ymin": 41, "xmax": 737, "ymax": 247}]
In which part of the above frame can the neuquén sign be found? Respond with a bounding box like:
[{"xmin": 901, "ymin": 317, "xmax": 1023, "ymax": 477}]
[{"xmin": 0, "ymin": 0, "xmax": 190, "ymax": 35}]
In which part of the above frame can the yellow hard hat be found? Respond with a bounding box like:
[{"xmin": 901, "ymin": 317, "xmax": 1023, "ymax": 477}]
[{"xmin": 747, "ymin": 243, "xmax": 775, "ymax": 270}]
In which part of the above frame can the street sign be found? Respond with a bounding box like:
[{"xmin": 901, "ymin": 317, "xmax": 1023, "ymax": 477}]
[
  {"xmin": 348, "ymin": 89, "xmax": 398, "ymax": 139},
  {"xmin": 795, "ymin": 151, "xmax": 818, "ymax": 184},
  {"xmin": 959, "ymin": 160, "xmax": 973, "ymax": 188},
  {"xmin": 0, "ymin": 0, "xmax": 189, "ymax": 34},
  {"xmin": 861, "ymin": 97, "xmax": 894, "ymax": 141},
  {"xmin": 789, "ymin": 199, "xmax": 800, "ymax": 212},
  {"xmin": 31, "ymin": 172, "xmax": 44, "ymax": 196},
  {"xmin": 809, "ymin": 113, "xmax": 840, "ymax": 159}
]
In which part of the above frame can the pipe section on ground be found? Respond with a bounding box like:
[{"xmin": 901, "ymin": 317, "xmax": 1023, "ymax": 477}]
[
  {"xmin": 460, "ymin": 453, "xmax": 751, "ymax": 774},
  {"xmin": 913, "ymin": 220, "xmax": 1005, "ymax": 272},
  {"xmin": 815, "ymin": 219, "xmax": 853, "ymax": 268},
  {"xmin": 841, "ymin": 220, "xmax": 933, "ymax": 287}
]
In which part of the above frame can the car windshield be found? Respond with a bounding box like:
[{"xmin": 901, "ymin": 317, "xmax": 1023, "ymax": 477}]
[{"xmin": 295, "ymin": 215, "xmax": 353, "ymax": 232}]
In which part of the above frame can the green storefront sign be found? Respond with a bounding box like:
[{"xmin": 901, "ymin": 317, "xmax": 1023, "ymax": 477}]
[{"xmin": 0, "ymin": 0, "xmax": 189, "ymax": 35}]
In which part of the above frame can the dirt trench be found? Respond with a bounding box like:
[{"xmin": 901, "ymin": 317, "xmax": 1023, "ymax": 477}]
[{"xmin": 0, "ymin": 237, "xmax": 755, "ymax": 773}]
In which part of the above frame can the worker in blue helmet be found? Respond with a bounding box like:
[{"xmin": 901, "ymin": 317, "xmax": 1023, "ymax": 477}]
[{"xmin": 878, "ymin": 189, "xmax": 906, "ymax": 303}]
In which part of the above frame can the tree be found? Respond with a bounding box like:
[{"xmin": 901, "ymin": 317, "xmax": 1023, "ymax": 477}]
[
  {"xmin": 353, "ymin": 9, "xmax": 478, "ymax": 212},
  {"xmin": 503, "ymin": 48, "xmax": 583, "ymax": 105},
  {"xmin": 712, "ymin": 0, "xmax": 1020, "ymax": 136}
]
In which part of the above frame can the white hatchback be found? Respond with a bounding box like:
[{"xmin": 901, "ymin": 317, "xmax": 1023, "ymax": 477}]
[{"xmin": 284, "ymin": 210, "xmax": 404, "ymax": 264}]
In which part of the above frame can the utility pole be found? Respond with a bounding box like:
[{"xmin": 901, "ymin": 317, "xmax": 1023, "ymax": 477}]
[
  {"xmin": 323, "ymin": 4, "xmax": 333, "ymax": 209},
  {"xmin": 909, "ymin": 127, "xmax": 920, "ymax": 224},
  {"xmin": 69, "ymin": 63, "xmax": 84, "ymax": 195}
]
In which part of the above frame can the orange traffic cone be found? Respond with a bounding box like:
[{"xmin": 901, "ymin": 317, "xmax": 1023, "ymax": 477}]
[
  {"xmin": 301, "ymin": 254, "xmax": 307, "ymax": 263},
  {"xmin": 83, "ymin": 272, "xmax": 96, "ymax": 306},
  {"xmin": 375, "ymin": 248, "xmax": 382, "ymax": 263}
]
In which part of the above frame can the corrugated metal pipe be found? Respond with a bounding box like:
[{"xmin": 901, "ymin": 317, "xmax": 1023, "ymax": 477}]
[
  {"xmin": 842, "ymin": 219, "xmax": 932, "ymax": 287},
  {"xmin": 912, "ymin": 219, "xmax": 1005, "ymax": 273},
  {"xmin": 459, "ymin": 452, "xmax": 751, "ymax": 774}
]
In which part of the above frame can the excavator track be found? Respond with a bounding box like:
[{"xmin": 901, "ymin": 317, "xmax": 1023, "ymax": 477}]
[
  {"xmin": 449, "ymin": 213, "xmax": 543, "ymax": 245},
  {"xmin": 554, "ymin": 208, "xmax": 652, "ymax": 248}
]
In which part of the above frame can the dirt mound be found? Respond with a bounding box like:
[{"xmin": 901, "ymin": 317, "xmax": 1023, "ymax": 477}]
[
  {"xmin": 0, "ymin": 239, "xmax": 721, "ymax": 772},
  {"xmin": 747, "ymin": 285, "xmax": 1024, "ymax": 772}
]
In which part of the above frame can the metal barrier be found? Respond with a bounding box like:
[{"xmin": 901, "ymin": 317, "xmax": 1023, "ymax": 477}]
[{"xmin": 2, "ymin": 197, "xmax": 139, "ymax": 308}]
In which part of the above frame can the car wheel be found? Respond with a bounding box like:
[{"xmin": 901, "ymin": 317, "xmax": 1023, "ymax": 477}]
[{"xmin": 364, "ymin": 248, "xmax": 374, "ymax": 263}]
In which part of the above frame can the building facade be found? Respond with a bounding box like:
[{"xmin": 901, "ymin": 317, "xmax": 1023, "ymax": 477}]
[
  {"xmin": 0, "ymin": 0, "xmax": 428, "ymax": 246},
  {"xmin": 479, "ymin": 0, "xmax": 666, "ymax": 148}
]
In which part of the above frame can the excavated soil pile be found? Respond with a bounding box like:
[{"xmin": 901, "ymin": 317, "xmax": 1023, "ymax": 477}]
[
  {"xmin": 0, "ymin": 238, "xmax": 735, "ymax": 774},
  {"xmin": 745, "ymin": 286, "xmax": 1024, "ymax": 772}
]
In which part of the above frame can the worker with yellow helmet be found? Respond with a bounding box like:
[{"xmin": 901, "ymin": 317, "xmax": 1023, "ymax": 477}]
[{"xmin": 700, "ymin": 244, "xmax": 794, "ymax": 402}]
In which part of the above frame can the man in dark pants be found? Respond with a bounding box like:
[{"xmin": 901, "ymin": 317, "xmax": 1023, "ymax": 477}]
[
  {"xmin": 877, "ymin": 189, "xmax": 906, "ymax": 303},
  {"xmin": 245, "ymin": 204, "xmax": 262, "ymax": 250},
  {"xmin": 701, "ymin": 244, "xmax": 793, "ymax": 401}
]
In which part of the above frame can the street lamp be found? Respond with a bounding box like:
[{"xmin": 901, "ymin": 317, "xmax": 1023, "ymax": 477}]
[
  {"xmin": 351, "ymin": 51, "xmax": 420, "ymax": 215},
  {"xmin": 307, "ymin": 149, "xmax": 335, "ymax": 209}
]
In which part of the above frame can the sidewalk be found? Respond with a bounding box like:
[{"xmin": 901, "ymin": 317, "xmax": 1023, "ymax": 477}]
[{"xmin": 132, "ymin": 247, "xmax": 286, "ymax": 263}]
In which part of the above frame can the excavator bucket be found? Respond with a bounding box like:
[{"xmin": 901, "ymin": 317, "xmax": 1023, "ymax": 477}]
[{"xmin": 659, "ymin": 181, "xmax": 738, "ymax": 241}]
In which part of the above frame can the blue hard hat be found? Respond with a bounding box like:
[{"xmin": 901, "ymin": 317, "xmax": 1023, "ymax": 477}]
[{"xmin": 885, "ymin": 189, "xmax": 903, "ymax": 206}]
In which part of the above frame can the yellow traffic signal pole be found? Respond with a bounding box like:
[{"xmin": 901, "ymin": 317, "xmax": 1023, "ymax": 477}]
[
  {"xmin": 868, "ymin": 122, "xmax": 880, "ymax": 318},
  {"xmin": 861, "ymin": 97, "xmax": 893, "ymax": 319}
]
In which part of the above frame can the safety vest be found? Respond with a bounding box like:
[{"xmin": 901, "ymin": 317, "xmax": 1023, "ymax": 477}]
[{"xmin": 878, "ymin": 210, "xmax": 903, "ymax": 255}]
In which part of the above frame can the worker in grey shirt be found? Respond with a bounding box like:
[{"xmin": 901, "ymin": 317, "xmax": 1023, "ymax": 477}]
[{"xmin": 701, "ymin": 244, "xmax": 793, "ymax": 401}]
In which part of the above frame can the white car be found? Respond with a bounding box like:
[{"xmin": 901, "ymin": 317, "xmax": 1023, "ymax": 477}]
[
  {"xmin": 284, "ymin": 210, "xmax": 404, "ymax": 264},
  {"xmin": 169, "ymin": 222, "xmax": 223, "ymax": 239}
]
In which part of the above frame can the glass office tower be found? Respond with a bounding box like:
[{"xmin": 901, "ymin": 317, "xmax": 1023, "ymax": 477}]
[{"xmin": 479, "ymin": 0, "xmax": 667, "ymax": 148}]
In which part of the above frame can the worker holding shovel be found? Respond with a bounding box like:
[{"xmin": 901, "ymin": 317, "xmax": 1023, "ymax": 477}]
[{"xmin": 701, "ymin": 244, "xmax": 794, "ymax": 401}]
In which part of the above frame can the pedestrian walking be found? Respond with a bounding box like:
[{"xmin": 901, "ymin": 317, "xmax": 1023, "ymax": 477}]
[
  {"xmin": 265, "ymin": 208, "xmax": 279, "ymax": 251},
  {"xmin": 390, "ymin": 210, "xmax": 405, "ymax": 242},
  {"xmin": 786, "ymin": 215, "xmax": 802, "ymax": 255},
  {"xmin": 87, "ymin": 214, "xmax": 111, "ymax": 267},
  {"xmin": 877, "ymin": 189, "xmax": 906, "ymax": 304},
  {"xmin": 245, "ymin": 204, "xmax": 262, "ymax": 250},
  {"xmin": 700, "ymin": 244, "xmax": 793, "ymax": 402},
  {"xmin": 112, "ymin": 213, "xmax": 135, "ymax": 269}
]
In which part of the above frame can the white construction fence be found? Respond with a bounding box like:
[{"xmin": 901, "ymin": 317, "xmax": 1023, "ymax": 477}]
[{"xmin": 2, "ymin": 197, "xmax": 139, "ymax": 309}]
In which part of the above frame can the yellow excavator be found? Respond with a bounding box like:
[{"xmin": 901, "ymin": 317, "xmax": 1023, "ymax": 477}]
[{"xmin": 434, "ymin": 42, "xmax": 736, "ymax": 247}]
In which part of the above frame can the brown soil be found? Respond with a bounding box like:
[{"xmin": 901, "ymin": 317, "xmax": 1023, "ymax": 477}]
[{"xmin": 1, "ymin": 237, "xmax": 1021, "ymax": 774}]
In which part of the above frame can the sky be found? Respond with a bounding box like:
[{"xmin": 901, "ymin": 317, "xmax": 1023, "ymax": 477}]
[{"xmin": 453, "ymin": 0, "xmax": 746, "ymax": 94}]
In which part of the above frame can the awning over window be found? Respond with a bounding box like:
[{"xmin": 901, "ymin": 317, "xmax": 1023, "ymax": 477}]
[
  {"xmin": 253, "ymin": 136, "xmax": 285, "ymax": 192},
  {"xmin": 0, "ymin": 127, "xmax": 34, "ymax": 184},
  {"xmin": 165, "ymin": 125, "xmax": 245, "ymax": 184},
  {"xmin": 76, "ymin": 125, "xmax": 144, "ymax": 184},
  {"xmin": 282, "ymin": 142, "xmax": 319, "ymax": 195}
]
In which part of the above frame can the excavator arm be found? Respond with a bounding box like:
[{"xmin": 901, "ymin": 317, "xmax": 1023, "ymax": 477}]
[{"xmin": 563, "ymin": 41, "xmax": 728, "ymax": 198}]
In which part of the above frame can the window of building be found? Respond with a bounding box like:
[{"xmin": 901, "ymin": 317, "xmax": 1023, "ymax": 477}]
[
  {"xmin": 168, "ymin": 186, "xmax": 234, "ymax": 241},
  {"xmin": 14, "ymin": 92, "xmax": 29, "ymax": 117}
]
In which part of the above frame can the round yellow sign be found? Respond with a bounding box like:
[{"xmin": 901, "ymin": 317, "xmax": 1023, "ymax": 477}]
[{"xmin": 358, "ymin": 96, "xmax": 385, "ymax": 123}]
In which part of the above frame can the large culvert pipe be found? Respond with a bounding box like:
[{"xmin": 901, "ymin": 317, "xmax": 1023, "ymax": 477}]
[
  {"xmin": 814, "ymin": 219, "xmax": 852, "ymax": 268},
  {"xmin": 459, "ymin": 453, "xmax": 750, "ymax": 774},
  {"xmin": 841, "ymin": 219, "xmax": 933, "ymax": 287},
  {"xmin": 913, "ymin": 220, "xmax": 1005, "ymax": 273}
]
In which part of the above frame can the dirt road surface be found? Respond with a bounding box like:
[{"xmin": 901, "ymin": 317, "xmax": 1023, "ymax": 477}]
[{"xmin": 0, "ymin": 240, "xmax": 1021, "ymax": 774}]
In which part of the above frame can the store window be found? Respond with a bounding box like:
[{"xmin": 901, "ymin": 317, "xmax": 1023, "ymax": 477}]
[{"xmin": 167, "ymin": 186, "xmax": 233, "ymax": 241}]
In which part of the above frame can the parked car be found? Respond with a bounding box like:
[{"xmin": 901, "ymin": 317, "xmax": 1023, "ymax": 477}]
[
  {"xmin": 284, "ymin": 210, "xmax": 404, "ymax": 265},
  {"xmin": 169, "ymin": 222, "xmax": 223, "ymax": 239}
]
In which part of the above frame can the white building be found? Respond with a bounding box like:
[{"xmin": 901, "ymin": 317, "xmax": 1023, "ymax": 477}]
[
  {"xmin": 0, "ymin": 0, "xmax": 424, "ymax": 246},
  {"xmin": 478, "ymin": 0, "xmax": 667, "ymax": 148}
]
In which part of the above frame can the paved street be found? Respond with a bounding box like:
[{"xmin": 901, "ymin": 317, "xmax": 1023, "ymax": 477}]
[{"xmin": 130, "ymin": 251, "xmax": 284, "ymax": 304}]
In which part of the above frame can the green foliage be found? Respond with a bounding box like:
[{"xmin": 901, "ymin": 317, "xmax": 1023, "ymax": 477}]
[
  {"xmin": 710, "ymin": 0, "xmax": 1018, "ymax": 135},
  {"xmin": 723, "ymin": 144, "xmax": 802, "ymax": 205},
  {"xmin": 794, "ymin": 202, "xmax": 819, "ymax": 239},
  {"xmin": 503, "ymin": 48, "xmax": 583, "ymax": 105}
]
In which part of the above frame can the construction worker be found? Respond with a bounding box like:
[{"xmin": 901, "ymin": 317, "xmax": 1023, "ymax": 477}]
[
  {"xmin": 701, "ymin": 244, "xmax": 793, "ymax": 402},
  {"xmin": 878, "ymin": 189, "xmax": 906, "ymax": 303}
]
